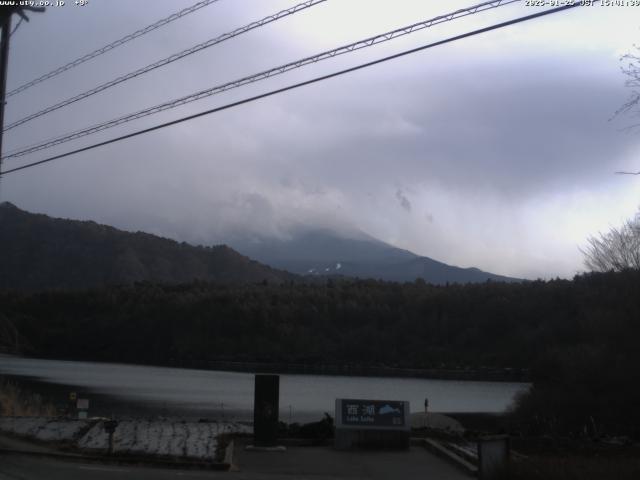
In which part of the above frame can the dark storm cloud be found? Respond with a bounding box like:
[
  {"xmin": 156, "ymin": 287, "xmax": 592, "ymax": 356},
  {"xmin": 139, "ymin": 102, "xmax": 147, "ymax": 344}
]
[{"xmin": 258, "ymin": 52, "xmax": 634, "ymax": 201}]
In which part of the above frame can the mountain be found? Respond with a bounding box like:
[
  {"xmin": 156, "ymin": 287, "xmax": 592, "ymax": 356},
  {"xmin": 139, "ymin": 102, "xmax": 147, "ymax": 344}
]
[
  {"xmin": 0, "ymin": 202, "xmax": 293, "ymax": 290},
  {"xmin": 230, "ymin": 226, "xmax": 520, "ymax": 284},
  {"xmin": 0, "ymin": 202, "xmax": 518, "ymax": 289}
]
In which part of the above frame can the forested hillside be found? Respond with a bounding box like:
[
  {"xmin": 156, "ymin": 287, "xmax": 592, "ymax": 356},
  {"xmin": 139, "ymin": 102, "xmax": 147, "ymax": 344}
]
[
  {"xmin": 0, "ymin": 202, "xmax": 293, "ymax": 290},
  {"xmin": 1, "ymin": 270, "xmax": 639, "ymax": 435},
  {"xmin": 3, "ymin": 271, "xmax": 637, "ymax": 369}
]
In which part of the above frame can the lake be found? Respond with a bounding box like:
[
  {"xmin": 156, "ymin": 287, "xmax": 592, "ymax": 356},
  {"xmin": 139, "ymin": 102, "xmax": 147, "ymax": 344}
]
[{"xmin": 0, "ymin": 355, "xmax": 529, "ymax": 423}]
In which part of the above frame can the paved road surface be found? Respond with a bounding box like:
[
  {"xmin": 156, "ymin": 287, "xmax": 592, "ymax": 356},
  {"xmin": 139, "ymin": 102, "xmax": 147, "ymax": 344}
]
[
  {"xmin": 1, "ymin": 454, "xmax": 229, "ymax": 480},
  {"xmin": 233, "ymin": 442, "xmax": 468, "ymax": 480},
  {"xmin": 0, "ymin": 446, "xmax": 469, "ymax": 480}
]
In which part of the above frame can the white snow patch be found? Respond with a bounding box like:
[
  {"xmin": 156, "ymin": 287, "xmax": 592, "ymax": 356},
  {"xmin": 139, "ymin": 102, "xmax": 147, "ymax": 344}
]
[
  {"xmin": 1, "ymin": 417, "xmax": 249, "ymax": 460},
  {"xmin": 0, "ymin": 417, "xmax": 89, "ymax": 442},
  {"xmin": 77, "ymin": 421, "xmax": 108, "ymax": 450},
  {"xmin": 78, "ymin": 419, "xmax": 250, "ymax": 460}
]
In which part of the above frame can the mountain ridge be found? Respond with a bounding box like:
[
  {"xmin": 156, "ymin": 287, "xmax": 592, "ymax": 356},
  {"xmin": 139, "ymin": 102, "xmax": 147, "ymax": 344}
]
[
  {"xmin": 230, "ymin": 225, "xmax": 520, "ymax": 284},
  {"xmin": 0, "ymin": 202, "xmax": 519, "ymax": 289},
  {"xmin": 0, "ymin": 202, "xmax": 294, "ymax": 290}
]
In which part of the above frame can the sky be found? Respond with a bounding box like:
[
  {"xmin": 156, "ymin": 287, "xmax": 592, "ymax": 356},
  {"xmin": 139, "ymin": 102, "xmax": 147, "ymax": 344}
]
[{"xmin": 1, "ymin": 0, "xmax": 640, "ymax": 280}]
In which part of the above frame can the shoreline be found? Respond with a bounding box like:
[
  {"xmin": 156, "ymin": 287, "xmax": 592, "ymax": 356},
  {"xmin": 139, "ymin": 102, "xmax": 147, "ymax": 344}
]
[
  {"xmin": 0, "ymin": 353, "xmax": 529, "ymax": 383},
  {"xmin": 197, "ymin": 360, "xmax": 530, "ymax": 382}
]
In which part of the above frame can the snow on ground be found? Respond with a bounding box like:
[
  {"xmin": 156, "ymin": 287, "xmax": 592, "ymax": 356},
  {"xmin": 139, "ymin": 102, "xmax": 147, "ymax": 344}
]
[
  {"xmin": 0, "ymin": 417, "xmax": 89, "ymax": 442},
  {"xmin": 0, "ymin": 417, "xmax": 51, "ymax": 437},
  {"xmin": 0, "ymin": 416, "xmax": 250, "ymax": 460},
  {"xmin": 82, "ymin": 419, "xmax": 251, "ymax": 459},
  {"xmin": 409, "ymin": 412, "xmax": 465, "ymax": 433},
  {"xmin": 33, "ymin": 419, "xmax": 90, "ymax": 442}
]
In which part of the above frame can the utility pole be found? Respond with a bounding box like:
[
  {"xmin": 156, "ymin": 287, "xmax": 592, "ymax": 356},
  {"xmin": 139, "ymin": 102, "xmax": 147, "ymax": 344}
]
[
  {"xmin": 0, "ymin": 11, "xmax": 11, "ymax": 178},
  {"xmin": 0, "ymin": 6, "xmax": 45, "ymax": 183}
]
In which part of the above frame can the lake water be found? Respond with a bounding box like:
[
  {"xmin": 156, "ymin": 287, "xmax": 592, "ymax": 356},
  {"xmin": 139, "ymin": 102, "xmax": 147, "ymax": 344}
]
[{"xmin": 0, "ymin": 355, "xmax": 529, "ymax": 423}]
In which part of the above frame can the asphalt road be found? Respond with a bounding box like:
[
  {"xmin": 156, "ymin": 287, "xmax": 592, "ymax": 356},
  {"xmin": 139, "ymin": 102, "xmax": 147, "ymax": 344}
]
[
  {"xmin": 0, "ymin": 454, "xmax": 230, "ymax": 480},
  {"xmin": 233, "ymin": 442, "xmax": 468, "ymax": 480},
  {"xmin": 0, "ymin": 446, "xmax": 469, "ymax": 480}
]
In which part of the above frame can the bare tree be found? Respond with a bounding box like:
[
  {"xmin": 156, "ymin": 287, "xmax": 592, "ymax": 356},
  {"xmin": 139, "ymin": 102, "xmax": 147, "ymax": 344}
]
[
  {"xmin": 610, "ymin": 45, "xmax": 640, "ymax": 177},
  {"xmin": 582, "ymin": 211, "xmax": 640, "ymax": 272},
  {"xmin": 614, "ymin": 45, "xmax": 640, "ymax": 129}
]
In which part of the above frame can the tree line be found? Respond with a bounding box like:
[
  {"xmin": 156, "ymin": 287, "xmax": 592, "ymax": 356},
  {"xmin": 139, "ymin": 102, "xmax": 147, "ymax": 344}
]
[{"xmin": 1, "ymin": 270, "xmax": 639, "ymax": 436}]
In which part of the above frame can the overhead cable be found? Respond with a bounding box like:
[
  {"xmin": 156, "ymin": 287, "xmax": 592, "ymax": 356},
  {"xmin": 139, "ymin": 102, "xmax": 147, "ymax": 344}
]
[
  {"xmin": 4, "ymin": 0, "xmax": 326, "ymax": 132},
  {"xmin": 2, "ymin": 0, "xmax": 520, "ymax": 158},
  {"xmin": 6, "ymin": 0, "xmax": 222, "ymax": 98},
  {"xmin": 0, "ymin": 4, "xmax": 582, "ymax": 177}
]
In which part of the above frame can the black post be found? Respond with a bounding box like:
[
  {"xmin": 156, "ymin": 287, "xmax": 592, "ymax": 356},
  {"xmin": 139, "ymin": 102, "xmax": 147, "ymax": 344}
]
[
  {"xmin": 253, "ymin": 374, "xmax": 279, "ymax": 446},
  {"xmin": 0, "ymin": 13, "xmax": 11, "ymax": 176},
  {"xmin": 104, "ymin": 420, "xmax": 118, "ymax": 455},
  {"xmin": 478, "ymin": 435, "xmax": 510, "ymax": 480}
]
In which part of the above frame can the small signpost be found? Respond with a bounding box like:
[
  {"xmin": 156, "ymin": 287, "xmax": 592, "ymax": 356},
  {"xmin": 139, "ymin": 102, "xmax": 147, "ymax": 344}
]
[
  {"xmin": 76, "ymin": 398, "xmax": 89, "ymax": 419},
  {"xmin": 335, "ymin": 398, "xmax": 410, "ymax": 450},
  {"xmin": 68, "ymin": 392, "xmax": 77, "ymax": 417}
]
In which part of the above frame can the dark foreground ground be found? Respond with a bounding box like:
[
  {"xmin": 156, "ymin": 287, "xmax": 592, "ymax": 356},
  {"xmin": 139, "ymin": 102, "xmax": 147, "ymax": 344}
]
[
  {"xmin": 3, "ymin": 419, "xmax": 640, "ymax": 480},
  {"xmin": 0, "ymin": 454, "xmax": 227, "ymax": 480},
  {"xmin": 231, "ymin": 438, "xmax": 467, "ymax": 480},
  {"xmin": 446, "ymin": 413, "xmax": 640, "ymax": 480},
  {"xmin": 0, "ymin": 435, "xmax": 468, "ymax": 480}
]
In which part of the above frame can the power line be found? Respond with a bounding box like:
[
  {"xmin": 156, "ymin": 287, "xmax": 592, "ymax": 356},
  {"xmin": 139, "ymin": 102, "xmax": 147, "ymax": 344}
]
[
  {"xmin": 3, "ymin": 0, "xmax": 326, "ymax": 133},
  {"xmin": 0, "ymin": 4, "xmax": 582, "ymax": 177},
  {"xmin": 2, "ymin": 0, "xmax": 520, "ymax": 159},
  {"xmin": 5, "ymin": 0, "xmax": 221, "ymax": 99}
]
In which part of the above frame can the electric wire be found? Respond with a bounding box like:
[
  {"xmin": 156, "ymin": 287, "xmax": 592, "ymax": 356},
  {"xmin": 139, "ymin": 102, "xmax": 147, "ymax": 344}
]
[
  {"xmin": 3, "ymin": 0, "xmax": 326, "ymax": 132},
  {"xmin": 5, "ymin": 0, "xmax": 222, "ymax": 98},
  {"xmin": 2, "ymin": 0, "xmax": 521, "ymax": 159},
  {"xmin": 0, "ymin": 4, "xmax": 582, "ymax": 177}
]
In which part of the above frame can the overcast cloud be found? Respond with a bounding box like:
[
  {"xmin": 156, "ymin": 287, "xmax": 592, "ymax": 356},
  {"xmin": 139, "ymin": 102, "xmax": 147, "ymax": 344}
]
[{"xmin": 2, "ymin": 0, "xmax": 640, "ymax": 279}]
